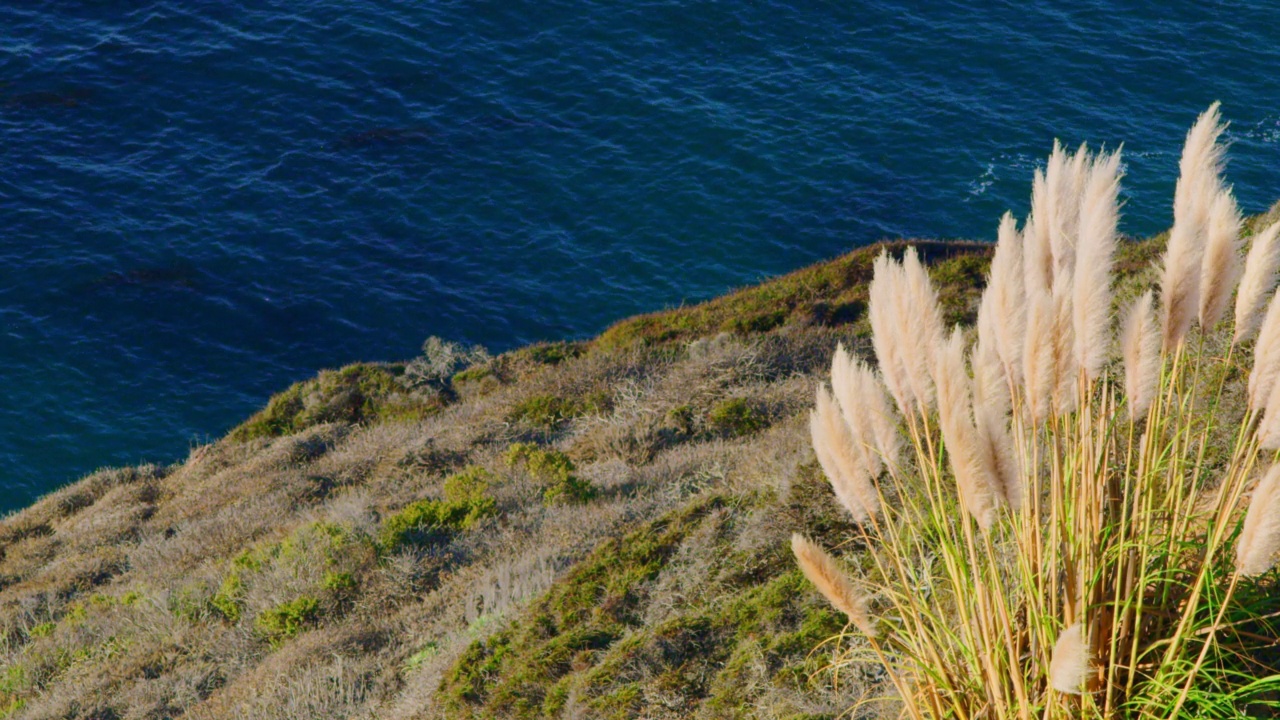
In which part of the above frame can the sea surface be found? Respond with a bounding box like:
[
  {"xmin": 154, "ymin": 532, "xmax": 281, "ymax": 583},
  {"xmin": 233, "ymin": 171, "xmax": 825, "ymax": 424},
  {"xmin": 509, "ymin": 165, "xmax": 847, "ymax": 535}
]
[{"xmin": 1, "ymin": 1, "xmax": 1279, "ymax": 511}]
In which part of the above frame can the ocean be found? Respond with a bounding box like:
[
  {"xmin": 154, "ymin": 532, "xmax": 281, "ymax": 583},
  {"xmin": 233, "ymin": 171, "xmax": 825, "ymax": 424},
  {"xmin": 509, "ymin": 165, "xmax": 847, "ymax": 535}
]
[{"xmin": 1, "ymin": 0, "xmax": 1279, "ymax": 511}]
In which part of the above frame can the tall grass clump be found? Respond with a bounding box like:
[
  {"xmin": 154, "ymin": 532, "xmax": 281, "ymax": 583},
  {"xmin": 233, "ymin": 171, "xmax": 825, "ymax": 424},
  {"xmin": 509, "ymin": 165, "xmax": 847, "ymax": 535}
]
[{"xmin": 795, "ymin": 103, "xmax": 1280, "ymax": 718}]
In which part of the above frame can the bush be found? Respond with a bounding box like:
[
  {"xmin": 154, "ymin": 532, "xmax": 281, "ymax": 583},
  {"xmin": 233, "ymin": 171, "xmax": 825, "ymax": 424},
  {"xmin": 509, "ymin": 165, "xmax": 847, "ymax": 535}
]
[
  {"xmin": 378, "ymin": 467, "xmax": 497, "ymax": 551},
  {"xmin": 256, "ymin": 596, "xmax": 320, "ymax": 646},
  {"xmin": 707, "ymin": 398, "xmax": 766, "ymax": 437},
  {"xmin": 230, "ymin": 363, "xmax": 442, "ymax": 440},
  {"xmin": 507, "ymin": 395, "xmax": 589, "ymax": 429},
  {"xmin": 505, "ymin": 443, "xmax": 596, "ymax": 505},
  {"xmin": 406, "ymin": 336, "xmax": 490, "ymax": 389}
]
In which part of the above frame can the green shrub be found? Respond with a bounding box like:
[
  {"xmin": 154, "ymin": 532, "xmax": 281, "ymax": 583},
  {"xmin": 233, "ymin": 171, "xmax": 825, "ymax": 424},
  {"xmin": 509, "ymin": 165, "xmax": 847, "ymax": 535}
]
[
  {"xmin": 256, "ymin": 596, "xmax": 320, "ymax": 645},
  {"xmin": 231, "ymin": 363, "xmax": 442, "ymax": 440},
  {"xmin": 443, "ymin": 466, "xmax": 493, "ymax": 504},
  {"xmin": 507, "ymin": 395, "xmax": 587, "ymax": 428},
  {"xmin": 541, "ymin": 475, "xmax": 597, "ymax": 506},
  {"xmin": 505, "ymin": 443, "xmax": 596, "ymax": 505},
  {"xmin": 28, "ymin": 623, "xmax": 54, "ymax": 639},
  {"xmin": 378, "ymin": 467, "xmax": 497, "ymax": 552},
  {"xmin": 707, "ymin": 398, "xmax": 766, "ymax": 437},
  {"xmin": 210, "ymin": 571, "xmax": 245, "ymax": 622},
  {"xmin": 323, "ymin": 571, "xmax": 357, "ymax": 592}
]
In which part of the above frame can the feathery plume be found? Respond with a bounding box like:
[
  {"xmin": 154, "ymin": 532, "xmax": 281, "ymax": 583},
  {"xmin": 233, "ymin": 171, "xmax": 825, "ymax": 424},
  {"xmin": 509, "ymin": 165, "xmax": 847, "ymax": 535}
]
[
  {"xmin": 830, "ymin": 345, "xmax": 883, "ymax": 479},
  {"xmin": 935, "ymin": 328, "xmax": 1001, "ymax": 529},
  {"xmin": 1023, "ymin": 293, "xmax": 1057, "ymax": 425},
  {"xmin": 830, "ymin": 345, "xmax": 901, "ymax": 476},
  {"xmin": 1234, "ymin": 219, "xmax": 1280, "ymax": 342},
  {"xmin": 1258, "ymin": 377, "xmax": 1280, "ymax": 449},
  {"xmin": 1161, "ymin": 102, "xmax": 1228, "ymax": 349},
  {"xmin": 1025, "ymin": 163, "xmax": 1057, "ymax": 302},
  {"xmin": 977, "ymin": 212, "xmax": 1026, "ymax": 386},
  {"xmin": 869, "ymin": 251, "xmax": 913, "ymax": 416},
  {"xmin": 1051, "ymin": 143, "xmax": 1090, "ymax": 280},
  {"xmin": 811, "ymin": 385, "xmax": 880, "ymax": 522},
  {"xmin": 972, "ymin": 333, "xmax": 1010, "ymax": 418},
  {"xmin": 974, "ymin": 395, "xmax": 1021, "ymax": 509},
  {"xmin": 1198, "ymin": 190, "xmax": 1244, "ymax": 329},
  {"xmin": 901, "ymin": 247, "xmax": 945, "ymax": 412},
  {"xmin": 791, "ymin": 534, "xmax": 877, "ymax": 636},
  {"xmin": 1052, "ymin": 281, "xmax": 1078, "ymax": 414},
  {"xmin": 1236, "ymin": 464, "xmax": 1280, "ymax": 576},
  {"xmin": 1248, "ymin": 293, "xmax": 1280, "ymax": 410},
  {"xmin": 1121, "ymin": 290, "xmax": 1161, "ymax": 421},
  {"xmin": 1049, "ymin": 623, "xmax": 1091, "ymax": 695},
  {"xmin": 1072, "ymin": 149, "xmax": 1123, "ymax": 381}
]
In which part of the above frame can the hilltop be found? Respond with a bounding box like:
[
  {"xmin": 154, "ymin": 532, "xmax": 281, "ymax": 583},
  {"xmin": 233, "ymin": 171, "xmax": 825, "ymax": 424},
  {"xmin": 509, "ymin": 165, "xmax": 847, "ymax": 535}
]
[{"xmin": 1, "ymin": 209, "xmax": 1264, "ymax": 719}]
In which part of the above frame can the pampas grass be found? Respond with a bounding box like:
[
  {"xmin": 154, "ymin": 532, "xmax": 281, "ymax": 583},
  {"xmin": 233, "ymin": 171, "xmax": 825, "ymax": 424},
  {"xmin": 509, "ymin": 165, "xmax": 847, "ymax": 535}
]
[
  {"xmin": 1161, "ymin": 102, "xmax": 1228, "ymax": 350},
  {"xmin": 810, "ymin": 385, "xmax": 879, "ymax": 523},
  {"xmin": 1121, "ymin": 290, "xmax": 1159, "ymax": 421},
  {"xmin": 1049, "ymin": 623, "xmax": 1091, "ymax": 695},
  {"xmin": 1073, "ymin": 150, "xmax": 1122, "ymax": 381},
  {"xmin": 1235, "ymin": 219, "xmax": 1280, "ymax": 342},
  {"xmin": 1198, "ymin": 190, "xmax": 1244, "ymax": 329},
  {"xmin": 791, "ymin": 534, "xmax": 877, "ymax": 637},
  {"xmin": 793, "ymin": 104, "xmax": 1280, "ymax": 719},
  {"xmin": 978, "ymin": 212, "xmax": 1027, "ymax": 387},
  {"xmin": 1237, "ymin": 465, "xmax": 1280, "ymax": 575}
]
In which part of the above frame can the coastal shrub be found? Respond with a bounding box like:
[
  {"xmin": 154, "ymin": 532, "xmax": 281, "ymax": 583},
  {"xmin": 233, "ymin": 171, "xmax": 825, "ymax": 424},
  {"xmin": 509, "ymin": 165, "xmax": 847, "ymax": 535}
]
[
  {"xmin": 210, "ymin": 571, "xmax": 244, "ymax": 622},
  {"xmin": 378, "ymin": 467, "xmax": 497, "ymax": 551},
  {"xmin": 404, "ymin": 336, "xmax": 490, "ymax": 389},
  {"xmin": 323, "ymin": 570, "xmax": 356, "ymax": 592},
  {"xmin": 230, "ymin": 362, "xmax": 442, "ymax": 440},
  {"xmin": 256, "ymin": 596, "xmax": 320, "ymax": 646},
  {"xmin": 507, "ymin": 394, "xmax": 592, "ymax": 428},
  {"xmin": 504, "ymin": 443, "xmax": 596, "ymax": 505},
  {"xmin": 707, "ymin": 397, "xmax": 766, "ymax": 437},
  {"xmin": 794, "ymin": 104, "xmax": 1280, "ymax": 718}
]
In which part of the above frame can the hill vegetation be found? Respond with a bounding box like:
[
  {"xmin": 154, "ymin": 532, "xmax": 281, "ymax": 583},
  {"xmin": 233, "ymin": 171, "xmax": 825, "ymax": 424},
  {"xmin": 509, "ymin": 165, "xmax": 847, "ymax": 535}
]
[{"xmin": 0, "ymin": 198, "xmax": 1275, "ymax": 718}]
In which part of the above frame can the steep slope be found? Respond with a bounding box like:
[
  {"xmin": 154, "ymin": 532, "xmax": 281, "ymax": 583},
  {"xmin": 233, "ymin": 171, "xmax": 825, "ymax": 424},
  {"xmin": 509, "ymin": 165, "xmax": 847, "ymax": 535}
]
[{"xmin": 0, "ymin": 229, "xmax": 1186, "ymax": 719}]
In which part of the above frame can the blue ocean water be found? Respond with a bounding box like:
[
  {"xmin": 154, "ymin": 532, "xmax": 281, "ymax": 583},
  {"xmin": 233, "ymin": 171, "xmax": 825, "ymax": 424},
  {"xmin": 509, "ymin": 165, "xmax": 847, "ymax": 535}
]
[{"xmin": 1, "ymin": 1, "xmax": 1279, "ymax": 512}]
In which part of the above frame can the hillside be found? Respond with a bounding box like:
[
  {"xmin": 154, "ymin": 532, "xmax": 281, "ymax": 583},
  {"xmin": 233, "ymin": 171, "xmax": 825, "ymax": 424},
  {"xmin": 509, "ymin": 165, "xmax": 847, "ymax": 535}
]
[{"xmin": 0, "ymin": 213, "xmax": 1250, "ymax": 719}]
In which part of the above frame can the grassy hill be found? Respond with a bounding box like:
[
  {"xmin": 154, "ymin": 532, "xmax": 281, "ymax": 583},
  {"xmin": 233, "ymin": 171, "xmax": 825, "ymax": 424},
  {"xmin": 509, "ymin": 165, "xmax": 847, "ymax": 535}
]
[{"xmin": 2, "ymin": 210, "xmax": 1266, "ymax": 719}]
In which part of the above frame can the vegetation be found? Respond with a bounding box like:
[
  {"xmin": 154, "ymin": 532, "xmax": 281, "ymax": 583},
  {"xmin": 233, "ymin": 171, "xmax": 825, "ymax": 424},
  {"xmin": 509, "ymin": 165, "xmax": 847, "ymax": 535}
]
[
  {"xmin": 379, "ymin": 466, "xmax": 498, "ymax": 551},
  {"xmin": 707, "ymin": 397, "xmax": 767, "ymax": 437},
  {"xmin": 794, "ymin": 105, "xmax": 1280, "ymax": 717},
  {"xmin": 255, "ymin": 595, "xmax": 320, "ymax": 646},
  {"xmin": 504, "ymin": 443, "xmax": 597, "ymax": 505},
  {"xmin": 230, "ymin": 362, "xmax": 443, "ymax": 439},
  {"xmin": 2, "ymin": 105, "xmax": 1278, "ymax": 718}
]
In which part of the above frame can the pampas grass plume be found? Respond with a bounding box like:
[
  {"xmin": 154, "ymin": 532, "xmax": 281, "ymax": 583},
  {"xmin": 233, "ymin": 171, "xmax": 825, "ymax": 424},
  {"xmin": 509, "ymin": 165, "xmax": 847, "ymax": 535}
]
[
  {"xmin": 1234, "ymin": 219, "xmax": 1280, "ymax": 343},
  {"xmin": 1198, "ymin": 190, "xmax": 1244, "ymax": 329},
  {"xmin": 832, "ymin": 344, "xmax": 903, "ymax": 475},
  {"xmin": 1161, "ymin": 102, "xmax": 1227, "ymax": 349},
  {"xmin": 1122, "ymin": 290, "xmax": 1160, "ymax": 421},
  {"xmin": 791, "ymin": 534, "xmax": 876, "ymax": 636},
  {"xmin": 1049, "ymin": 623, "xmax": 1091, "ymax": 695},
  {"xmin": 869, "ymin": 251, "xmax": 913, "ymax": 416},
  {"xmin": 1073, "ymin": 149, "xmax": 1122, "ymax": 380},
  {"xmin": 1023, "ymin": 292, "xmax": 1057, "ymax": 424},
  {"xmin": 1248, "ymin": 293, "xmax": 1280, "ymax": 410},
  {"xmin": 902, "ymin": 247, "xmax": 945, "ymax": 412},
  {"xmin": 1237, "ymin": 464, "xmax": 1280, "ymax": 576},
  {"xmin": 936, "ymin": 328, "xmax": 1000, "ymax": 529},
  {"xmin": 978, "ymin": 211, "xmax": 1026, "ymax": 385},
  {"xmin": 810, "ymin": 385, "xmax": 879, "ymax": 522}
]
